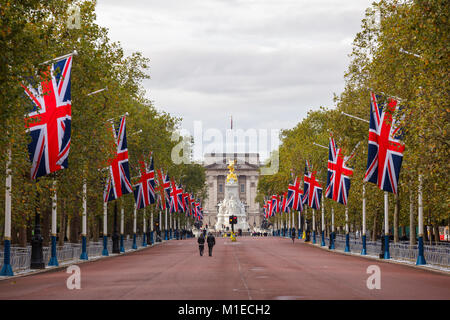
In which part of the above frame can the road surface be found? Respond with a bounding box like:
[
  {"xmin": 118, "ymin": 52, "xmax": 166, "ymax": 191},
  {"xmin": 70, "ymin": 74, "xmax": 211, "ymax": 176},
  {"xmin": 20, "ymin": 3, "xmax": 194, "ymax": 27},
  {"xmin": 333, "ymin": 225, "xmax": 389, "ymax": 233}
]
[{"xmin": 0, "ymin": 237, "xmax": 449, "ymax": 299}]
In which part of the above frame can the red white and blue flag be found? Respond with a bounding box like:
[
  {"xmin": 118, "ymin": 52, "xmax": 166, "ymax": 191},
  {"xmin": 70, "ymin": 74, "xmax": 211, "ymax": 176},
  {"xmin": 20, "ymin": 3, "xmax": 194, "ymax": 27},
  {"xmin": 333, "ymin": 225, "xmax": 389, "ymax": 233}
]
[
  {"xmin": 23, "ymin": 56, "xmax": 73, "ymax": 179},
  {"xmin": 281, "ymin": 191, "xmax": 290, "ymax": 213},
  {"xmin": 271, "ymin": 194, "xmax": 280, "ymax": 217},
  {"xmin": 287, "ymin": 176, "xmax": 303, "ymax": 212},
  {"xmin": 189, "ymin": 194, "xmax": 196, "ymax": 217},
  {"xmin": 133, "ymin": 152, "xmax": 156, "ymax": 209},
  {"xmin": 104, "ymin": 116, "xmax": 133, "ymax": 202},
  {"xmin": 156, "ymin": 169, "xmax": 171, "ymax": 210},
  {"xmin": 182, "ymin": 192, "xmax": 191, "ymax": 216},
  {"xmin": 169, "ymin": 179, "xmax": 184, "ymax": 213},
  {"xmin": 326, "ymin": 137, "xmax": 354, "ymax": 205},
  {"xmin": 364, "ymin": 92, "xmax": 405, "ymax": 194},
  {"xmin": 303, "ymin": 161, "xmax": 322, "ymax": 210},
  {"xmin": 263, "ymin": 201, "xmax": 269, "ymax": 218}
]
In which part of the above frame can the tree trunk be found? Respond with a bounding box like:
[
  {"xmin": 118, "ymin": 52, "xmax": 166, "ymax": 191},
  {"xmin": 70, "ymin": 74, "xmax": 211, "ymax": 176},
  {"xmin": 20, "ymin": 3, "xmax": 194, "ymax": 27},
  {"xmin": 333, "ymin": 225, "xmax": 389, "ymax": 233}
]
[
  {"xmin": 394, "ymin": 193, "xmax": 399, "ymax": 243},
  {"xmin": 69, "ymin": 208, "xmax": 80, "ymax": 243},
  {"xmin": 433, "ymin": 223, "xmax": 440, "ymax": 245},
  {"xmin": 371, "ymin": 211, "xmax": 378, "ymax": 242},
  {"xmin": 58, "ymin": 201, "xmax": 66, "ymax": 246},
  {"xmin": 42, "ymin": 204, "xmax": 51, "ymax": 246},
  {"xmin": 409, "ymin": 188, "xmax": 416, "ymax": 245},
  {"xmin": 18, "ymin": 220, "xmax": 27, "ymax": 247}
]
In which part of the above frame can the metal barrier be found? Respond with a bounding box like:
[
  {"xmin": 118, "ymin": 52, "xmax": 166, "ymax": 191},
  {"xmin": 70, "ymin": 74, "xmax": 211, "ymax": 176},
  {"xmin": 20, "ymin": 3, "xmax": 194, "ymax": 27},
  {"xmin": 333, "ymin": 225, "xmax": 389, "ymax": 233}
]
[
  {"xmin": 324, "ymin": 235, "xmax": 449, "ymax": 267},
  {"xmin": 0, "ymin": 235, "xmax": 147, "ymax": 274}
]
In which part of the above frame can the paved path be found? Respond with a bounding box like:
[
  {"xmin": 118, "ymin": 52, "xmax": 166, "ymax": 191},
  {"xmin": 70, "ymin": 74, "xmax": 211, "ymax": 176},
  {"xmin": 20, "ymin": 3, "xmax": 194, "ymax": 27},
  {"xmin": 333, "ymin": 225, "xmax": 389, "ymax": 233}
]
[{"xmin": 0, "ymin": 237, "xmax": 449, "ymax": 300}]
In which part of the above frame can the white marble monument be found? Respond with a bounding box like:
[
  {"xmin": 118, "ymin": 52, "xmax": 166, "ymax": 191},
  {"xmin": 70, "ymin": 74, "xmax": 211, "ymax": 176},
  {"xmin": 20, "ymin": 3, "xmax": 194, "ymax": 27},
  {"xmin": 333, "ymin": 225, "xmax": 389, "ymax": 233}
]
[{"xmin": 215, "ymin": 160, "xmax": 250, "ymax": 232}]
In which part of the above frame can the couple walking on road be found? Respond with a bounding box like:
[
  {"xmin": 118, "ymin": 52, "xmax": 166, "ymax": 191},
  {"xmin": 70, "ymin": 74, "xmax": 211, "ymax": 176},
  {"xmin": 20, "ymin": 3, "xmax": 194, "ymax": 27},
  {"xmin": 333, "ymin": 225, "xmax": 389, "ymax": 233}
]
[{"xmin": 198, "ymin": 232, "xmax": 215, "ymax": 256}]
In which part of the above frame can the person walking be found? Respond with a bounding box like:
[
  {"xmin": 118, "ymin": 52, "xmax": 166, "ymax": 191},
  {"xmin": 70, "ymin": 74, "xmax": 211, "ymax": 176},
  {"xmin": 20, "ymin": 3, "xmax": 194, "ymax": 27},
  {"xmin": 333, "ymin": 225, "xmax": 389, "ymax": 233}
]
[
  {"xmin": 197, "ymin": 233, "xmax": 205, "ymax": 256},
  {"xmin": 291, "ymin": 228, "xmax": 296, "ymax": 244},
  {"xmin": 207, "ymin": 232, "xmax": 216, "ymax": 257}
]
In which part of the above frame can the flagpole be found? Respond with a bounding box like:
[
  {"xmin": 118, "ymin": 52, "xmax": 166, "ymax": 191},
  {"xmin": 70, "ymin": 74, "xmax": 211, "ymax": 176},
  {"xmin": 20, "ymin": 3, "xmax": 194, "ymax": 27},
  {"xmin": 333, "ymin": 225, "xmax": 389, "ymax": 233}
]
[
  {"xmin": 165, "ymin": 207, "xmax": 168, "ymax": 240},
  {"xmin": 0, "ymin": 148, "xmax": 13, "ymax": 276},
  {"xmin": 383, "ymin": 191, "xmax": 390, "ymax": 259},
  {"xmin": 142, "ymin": 209, "xmax": 147, "ymax": 247},
  {"xmin": 416, "ymin": 174, "xmax": 426, "ymax": 265},
  {"xmin": 102, "ymin": 201, "xmax": 109, "ymax": 255},
  {"xmin": 40, "ymin": 50, "xmax": 78, "ymax": 65},
  {"xmin": 159, "ymin": 209, "xmax": 162, "ymax": 241},
  {"xmin": 287, "ymin": 211, "xmax": 291, "ymax": 238},
  {"xmin": 79, "ymin": 180, "xmax": 88, "ymax": 260},
  {"xmin": 177, "ymin": 216, "xmax": 180, "ymax": 240},
  {"xmin": 150, "ymin": 209, "xmax": 154, "ymax": 245},
  {"xmin": 312, "ymin": 209, "xmax": 316, "ymax": 244},
  {"xmin": 330, "ymin": 207, "xmax": 335, "ymax": 249},
  {"xmin": 344, "ymin": 206, "xmax": 350, "ymax": 252},
  {"xmin": 132, "ymin": 203, "xmax": 137, "ymax": 249},
  {"xmin": 292, "ymin": 211, "xmax": 295, "ymax": 239},
  {"xmin": 298, "ymin": 210, "xmax": 301, "ymax": 239},
  {"xmin": 169, "ymin": 210, "xmax": 173, "ymax": 239},
  {"xmin": 303, "ymin": 207, "xmax": 307, "ymax": 240},
  {"xmin": 361, "ymin": 183, "xmax": 367, "ymax": 255},
  {"xmin": 321, "ymin": 193, "xmax": 325, "ymax": 246},
  {"xmin": 112, "ymin": 202, "xmax": 120, "ymax": 254},
  {"xmin": 120, "ymin": 205, "xmax": 125, "ymax": 253}
]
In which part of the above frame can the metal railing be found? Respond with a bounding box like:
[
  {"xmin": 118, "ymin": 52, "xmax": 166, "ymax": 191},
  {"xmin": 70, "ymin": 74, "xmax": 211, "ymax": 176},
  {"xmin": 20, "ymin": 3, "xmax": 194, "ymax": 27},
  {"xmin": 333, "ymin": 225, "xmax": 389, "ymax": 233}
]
[
  {"xmin": 324, "ymin": 234, "xmax": 449, "ymax": 267},
  {"xmin": 0, "ymin": 235, "xmax": 147, "ymax": 274}
]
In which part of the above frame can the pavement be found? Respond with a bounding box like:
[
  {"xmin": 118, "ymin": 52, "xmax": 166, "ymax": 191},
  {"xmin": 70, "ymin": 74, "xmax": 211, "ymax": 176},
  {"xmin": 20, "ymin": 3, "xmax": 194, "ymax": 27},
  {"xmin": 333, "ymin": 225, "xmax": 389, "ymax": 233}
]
[{"xmin": 0, "ymin": 237, "xmax": 449, "ymax": 300}]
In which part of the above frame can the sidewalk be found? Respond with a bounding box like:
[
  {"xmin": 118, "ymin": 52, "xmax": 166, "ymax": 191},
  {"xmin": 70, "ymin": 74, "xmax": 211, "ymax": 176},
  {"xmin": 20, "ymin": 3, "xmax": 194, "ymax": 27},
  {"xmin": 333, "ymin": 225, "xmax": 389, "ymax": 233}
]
[{"xmin": 0, "ymin": 239, "xmax": 168, "ymax": 281}]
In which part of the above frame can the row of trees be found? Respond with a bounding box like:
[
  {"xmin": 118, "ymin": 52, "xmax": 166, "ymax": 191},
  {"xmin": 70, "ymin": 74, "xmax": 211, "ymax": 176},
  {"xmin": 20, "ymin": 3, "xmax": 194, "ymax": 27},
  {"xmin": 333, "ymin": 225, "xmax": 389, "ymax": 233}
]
[
  {"xmin": 0, "ymin": 1, "xmax": 207, "ymax": 246},
  {"xmin": 257, "ymin": 0, "xmax": 449, "ymax": 244}
]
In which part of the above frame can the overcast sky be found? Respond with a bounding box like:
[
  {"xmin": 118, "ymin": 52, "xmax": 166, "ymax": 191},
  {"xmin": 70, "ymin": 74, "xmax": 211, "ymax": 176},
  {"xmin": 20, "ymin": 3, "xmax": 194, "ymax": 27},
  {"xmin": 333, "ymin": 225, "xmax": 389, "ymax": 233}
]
[{"xmin": 96, "ymin": 0, "xmax": 373, "ymax": 161}]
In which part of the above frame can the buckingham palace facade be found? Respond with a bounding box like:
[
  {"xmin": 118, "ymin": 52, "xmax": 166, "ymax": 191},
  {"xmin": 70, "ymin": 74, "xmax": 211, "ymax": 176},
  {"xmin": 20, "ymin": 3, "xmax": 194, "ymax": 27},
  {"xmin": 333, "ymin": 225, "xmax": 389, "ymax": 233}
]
[{"xmin": 202, "ymin": 153, "xmax": 262, "ymax": 230}]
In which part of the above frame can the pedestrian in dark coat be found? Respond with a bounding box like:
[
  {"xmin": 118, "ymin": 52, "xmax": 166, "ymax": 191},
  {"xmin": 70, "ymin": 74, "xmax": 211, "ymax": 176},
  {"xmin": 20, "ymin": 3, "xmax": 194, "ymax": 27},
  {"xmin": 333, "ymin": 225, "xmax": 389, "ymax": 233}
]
[
  {"xmin": 198, "ymin": 234, "xmax": 205, "ymax": 256},
  {"xmin": 291, "ymin": 228, "xmax": 296, "ymax": 243},
  {"xmin": 207, "ymin": 232, "xmax": 216, "ymax": 256}
]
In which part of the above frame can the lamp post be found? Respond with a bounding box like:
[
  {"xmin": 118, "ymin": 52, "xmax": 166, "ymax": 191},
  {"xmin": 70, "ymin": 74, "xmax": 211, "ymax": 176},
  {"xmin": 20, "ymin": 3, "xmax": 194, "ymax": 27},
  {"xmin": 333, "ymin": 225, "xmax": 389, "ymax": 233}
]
[
  {"xmin": 361, "ymin": 183, "xmax": 367, "ymax": 255},
  {"xmin": 112, "ymin": 202, "xmax": 120, "ymax": 253},
  {"xmin": 329, "ymin": 207, "xmax": 335, "ymax": 249},
  {"xmin": 321, "ymin": 194, "xmax": 325, "ymax": 246},
  {"xmin": 30, "ymin": 180, "xmax": 44, "ymax": 269},
  {"xmin": 345, "ymin": 206, "xmax": 350, "ymax": 252},
  {"xmin": 132, "ymin": 203, "xmax": 137, "ymax": 249},
  {"xmin": 79, "ymin": 180, "xmax": 88, "ymax": 260}
]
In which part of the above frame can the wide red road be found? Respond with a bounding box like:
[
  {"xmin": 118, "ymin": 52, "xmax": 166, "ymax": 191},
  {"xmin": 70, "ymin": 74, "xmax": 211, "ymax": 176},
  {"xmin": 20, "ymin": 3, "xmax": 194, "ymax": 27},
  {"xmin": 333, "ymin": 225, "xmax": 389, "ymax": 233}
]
[{"xmin": 0, "ymin": 237, "xmax": 449, "ymax": 300}]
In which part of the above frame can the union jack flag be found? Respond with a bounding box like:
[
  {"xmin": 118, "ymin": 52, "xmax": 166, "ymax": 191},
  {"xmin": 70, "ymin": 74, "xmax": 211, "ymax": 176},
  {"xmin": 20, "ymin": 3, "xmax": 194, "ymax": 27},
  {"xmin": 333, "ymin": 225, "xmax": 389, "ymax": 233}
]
[
  {"xmin": 281, "ymin": 191, "xmax": 290, "ymax": 213},
  {"xmin": 364, "ymin": 92, "xmax": 405, "ymax": 194},
  {"xmin": 169, "ymin": 179, "xmax": 184, "ymax": 213},
  {"xmin": 326, "ymin": 137, "xmax": 354, "ymax": 205},
  {"xmin": 104, "ymin": 116, "xmax": 133, "ymax": 202},
  {"xmin": 197, "ymin": 202, "xmax": 203, "ymax": 220},
  {"xmin": 189, "ymin": 194, "xmax": 196, "ymax": 217},
  {"xmin": 287, "ymin": 176, "xmax": 303, "ymax": 212},
  {"xmin": 271, "ymin": 194, "xmax": 280, "ymax": 217},
  {"xmin": 156, "ymin": 169, "xmax": 171, "ymax": 210},
  {"xmin": 133, "ymin": 153, "xmax": 156, "ymax": 209},
  {"xmin": 263, "ymin": 201, "xmax": 269, "ymax": 218},
  {"xmin": 303, "ymin": 161, "xmax": 322, "ymax": 210},
  {"xmin": 182, "ymin": 192, "xmax": 190, "ymax": 216},
  {"xmin": 23, "ymin": 56, "xmax": 73, "ymax": 179}
]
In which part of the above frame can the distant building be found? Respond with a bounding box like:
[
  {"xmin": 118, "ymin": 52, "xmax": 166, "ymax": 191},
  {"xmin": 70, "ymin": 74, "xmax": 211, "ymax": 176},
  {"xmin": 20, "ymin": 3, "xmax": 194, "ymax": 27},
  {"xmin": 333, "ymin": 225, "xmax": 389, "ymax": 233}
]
[{"xmin": 203, "ymin": 153, "xmax": 262, "ymax": 230}]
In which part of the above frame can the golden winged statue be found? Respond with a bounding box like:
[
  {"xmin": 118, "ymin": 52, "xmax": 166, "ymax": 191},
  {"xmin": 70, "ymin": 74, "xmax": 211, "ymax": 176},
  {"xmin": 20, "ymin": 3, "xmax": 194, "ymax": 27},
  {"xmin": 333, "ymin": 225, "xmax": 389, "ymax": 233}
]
[{"xmin": 226, "ymin": 159, "xmax": 238, "ymax": 183}]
